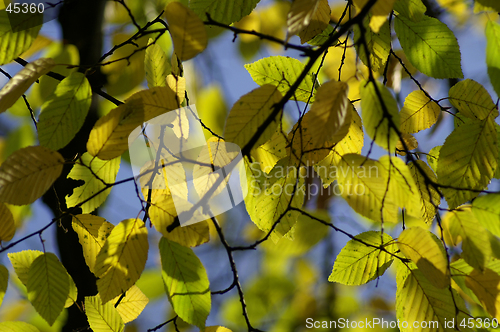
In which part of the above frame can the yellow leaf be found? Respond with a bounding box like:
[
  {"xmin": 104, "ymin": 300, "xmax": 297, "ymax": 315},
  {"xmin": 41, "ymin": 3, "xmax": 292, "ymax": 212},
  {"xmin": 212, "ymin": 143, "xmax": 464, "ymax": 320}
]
[
  {"xmin": 353, "ymin": 14, "xmax": 391, "ymax": 72},
  {"xmin": 400, "ymin": 90, "xmax": 441, "ymax": 134},
  {"xmin": 8, "ymin": 250, "xmax": 43, "ymax": 286},
  {"xmin": 449, "ymin": 79, "xmax": 498, "ymax": 120},
  {"xmin": 0, "ymin": 202, "xmax": 15, "ymax": 242},
  {"xmin": 20, "ymin": 34, "xmax": 52, "ymax": 59},
  {"xmin": 398, "ymin": 227, "xmax": 449, "ymax": 288},
  {"xmin": 112, "ymin": 285, "xmax": 148, "ymax": 323},
  {"xmin": 145, "ymin": 38, "xmax": 170, "ymax": 88},
  {"xmin": 94, "ymin": 218, "xmax": 148, "ymax": 303},
  {"xmin": 27, "ymin": 253, "xmax": 70, "ymax": 326},
  {"xmin": 164, "ymin": 2, "xmax": 208, "ymax": 61},
  {"xmin": 408, "ymin": 161, "xmax": 440, "ymax": 224},
  {"xmin": 85, "ymin": 295, "xmax": 124, "ymax": 332},
  {"xmin": 203, "ymin": 327, "xmax": 233, "ymax": 332},
  {"xmin": 353, "ymin": 0, "xmax": 396, "ymax": 33},
  {"xmin": 224, "ymin": 84, "xmax": 282, "ymax": 149},
  {"xmin": 0, "ymin": 146, "xmax": 64, "ymax": 205},
  {"xmin": 395, "ymin": 133, "xmax": 418, "ymax": 156},
  {"xmin": 287, "ymin": 0, "xmax": 331, "ymax": 43},
  {"xmin": 127, "ymin": 86, "xmax": 183, "ymax": 119},
  {"xmin": 166, "ymin": 74, "xmax": 186, "ymax": 105},
  {"xmin": 72, "ymin": 214, "xmax": 114, "ymax": 274},
  {"xmin": 0, "ymin": 322, "xmax": 41, "ymax": 332},
  {"xmin": 0, "ymin": 264, "xmax": 8, "ymax": 307},
  {"xmin": 0, "ymin": 58, "xmax": 55, "ymax": 113},
  {"xmin": 466, "ymin": 268, "xmax": 500, "ymax": 320},
  {"xmin": 251, "ymin": 129, "xmax": 287, "ymax": 173}
]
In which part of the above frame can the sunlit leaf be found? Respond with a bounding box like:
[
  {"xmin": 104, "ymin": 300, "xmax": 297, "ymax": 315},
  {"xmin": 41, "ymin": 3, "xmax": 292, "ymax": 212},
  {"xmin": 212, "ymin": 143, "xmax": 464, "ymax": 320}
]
[
  {"xmin": 393, "ymin": 0, "xmax": 426, "ymax": 22},
  {"xmin": 486, "ymin": 21, "xmax": 500, "ymax": 98},
  {"xmin": 287, "ymin": 0, "xmax": 331, "ymax": 43},
  {"xmin": 159, "ymin": 237, "xmax": 211, "ymax": 329},
  {"xmin": 85, "ymin": 295, "xmax": 124, "ymax": 332},
  {"xmin": 400, "ymin": 90, "xmax": 441, "ymax": 134},
  {"xmin": 353, "ymin": 15, "xmax": 391, "ymax": 72},
  {"xmin": 0, "ymin": 146, "xmax": 64, "ymax": 205},
  {"xmin": 145, "ymin": 38, "xmax": 170, "ymax": 88},
  {"xmin": 112, "ymin": 285, "xmax": 149, "ymax": 323},
  {"xmin": 0, "ymin": 264, "xmax": 8, "ymax": 307},
  {"xmin": 408, "ymin": 161, "xmax": 440, "ymax": 224},
  {"xmin": 472, "ymin": 194, "xmax": 500, "ymax": 238},
  {"xmin": 189, "ymin": 0, "xmax": 259, "ymax": 24},
  {"xmin": 251, "ymin": 129, "xmax": 287, "ymax": 173},
  {"xmin": 94, "ymin": 218, "xmax": 149, "ymax": 303},
  {"xmin": 353, "ymin": 0, "xmax": 396, "ymax": 32},
  {"xmin": 395, "ymin": 133, "xmax": 418, "ymax": 156},
  {"xmin": 203, "ymin": 327, "xmax": 233, "ymax": 332},
  {"xmin": 0, "ymin": 322, "xmax": 41, "ymax": 332},
  {"xmin": 466, "ymin": 268, "xmax": 500, "ymax": 320},
  {"xmin": 449, "ymin": 79, "xmax": 498, "ymax": 120}
]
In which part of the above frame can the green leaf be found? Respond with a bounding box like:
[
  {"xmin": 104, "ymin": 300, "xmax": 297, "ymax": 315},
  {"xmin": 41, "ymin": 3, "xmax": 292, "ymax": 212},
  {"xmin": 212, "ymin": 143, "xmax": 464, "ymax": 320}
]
[
  {"xmin": 408, "ymin": 161, "xmax": 440, "ymax": 224},
  {"xmin": 0, "ymin": 146, "xmax": 64, "ymax": 205},
  {"xmin": 360, "ymin": 80, "xmax": 400, "ymax": 153},
  {"xmin": 245, "ymin": 55, "xmax": 317, "ymax": 103},
  {"xmin": 27, "ymin": 253, "xmax": 70, "ymax": 326},
  {"xmin": 0, "ymin": 202, "xmax": 15, "ymax": 242},
  {"xmin": 189, "ymin": 0, "xmax": 260, "ymax": 24},
  {"xmin": 38, "ymin": 72, "xmax": 92, "ymax": 150},
  {"xmin": 66, "ymin": 153, "xmax": 120, "ymax": 214},
  {"xmin": 0, "ymin": 10, "xmax": 42, "ymax": 65},
  {"xmin": 0, "ymin": 322, "xmax": 41, "ymax": 332},
  {"xmin": 400, "ymin": 90, "xmax": 441, "ymax": 134},
  {"xmin": 112, "ymin": 285, "xmax": 149, "ymax": 323},
  {"xmin": 353, "ymin": 15, "xmax": 391, "ymax": 72},
  {"xmin": 224, "ymin": 84, "xmax": 282, "ymax": 148},
  {"xmin": 145, "ymin": 38, "xmax": 170, "ymax": 88},
  {"xmin": 94, "ymin": 218, "xmax": 149, "ymax": 304},
  {"xmin": 329, "ymin": 231, "xmax": 397, "ymax": 285},
  {"xmin": 85, "ymin": 295, "xmax": 124, "ymax": 332},
  {"xmin": 8, "ymin": 250, "xmax": 43, "ymax": 285},
  {"xmin": 427, "ymin": 145, "xmax": 441, "ymax": 174},
  {"xmin": 0, "ymin": 264, "xmax": 8, "ymax": 307},
  {"xmin": 287, "ymin": 0, "xmax": 331, "ymax": 43},
  {"xmin": 437, "ymin": 117, "xmax": 498, "ymax": 209},
  {"xmin": 472, "ymin": 194, "xmax": 500, "ymax": 238},
  {"xmin": 449, "ymin": 79, "xmax": 498, "ymax": 120},
  {"xmin": 159, "ymin": 237, "xmax": 211, "ymax": 329},
  {"xmin": 394, "ymin": 14, "xmax": 463, "ymax": 79},
  {"xmin": 486, "ymin": 21, "xmax": 500, "ymax": 99},
  {"xmin": 393, "ymin": 0, "xmax": 426, "ymax": 22}
]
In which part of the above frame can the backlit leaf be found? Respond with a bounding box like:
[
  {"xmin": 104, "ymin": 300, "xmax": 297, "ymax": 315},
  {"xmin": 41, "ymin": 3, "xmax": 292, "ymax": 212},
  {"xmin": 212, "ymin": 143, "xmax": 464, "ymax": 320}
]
[
  {"xmin": 400, "ymin": 90, "xmax": 441, "ymax": 134},
  {"xmin": 189, "ymin": 0, "xmax": 259, "ymax": 24},
  {"xmin": 145, "ymin": 38, "xmax": 170, "ymax": 88},
  {"xmin": 85, "ymin": 295, "xmax": 124, "ymax": 332},
  {"xmin": 203, "ymin": 327, "xmax": 233, "ymax": 332},
  {"xmin": 394, "ymin": 14, "xmax": 463, "ymax": 79},
  {"xmin": 472, "ymin": 194, "xmax": 500, "ymax": 238},
  {"xmin": 112, "ymin": 285, "xmax": 149, "ymax": 323},
  {"xmin": 287, "ymin": 0, "xmax": 331, "ymax": 43},
  {"xmin": 165, "ymin": 2, "xmax": 208, "ymax": 61},
  {"xmin": 27, "ymin": 253, "xmax": 69, "ymax": 326},
  {"xmin": 66, "ymin": 153, "xmax": 120, "ymax": 214},
  {"xmin": 0, "ymin": 58, "xmax": 55, "ymax": 113},
  {"xmin": 353, "ymin": 15, "xmax": 391, "ymax": 72},
  {"xmin": 0, "ymin": 202, "xmax": 15, "ymax": 242},
  {"xmin": 94, "ymin": 218, "xmax": 148, "ymax": 303},
  {"xmin": 329, "ymin": 231, "xmax": 397, "ymax": 285},
  {"xmin": 395, "ymin": 133, "xmax": 418, "ymax": 156},
  {"xmin": 8, "ymin": 250, "xmax": 43, "ymax": 286},
  {"xmin": 408, "ymin": 161, "xmax": 440, "ymax": 224},
  {"xmin": 0, "ymin": 146, "xmax": 64, "ymax": 205},
  {"xmin": 159, "ymin": 237, "xmax": 211, "ymax": 329},
  {"xmin": 449, "ymin": 79, "xmax": 498, "ymax": 120},
  {"xmin": 0, "ymin": 264, "xmax": 8, "ymax": 307},
  {"xmin": 0, "ymin": 322, "xmax": 41, "ymax": 332},
  {"xmin": 486, "ymin": 21, "xmax": 500, "ymax": 98},
  {"xmin": 393, "ymin": 0, "xmax": 426, "ymax": 22},
  {"xmin": 353, "ymin": 0, "xmax": 396, "ymax": 32},
  {"xmin": 38, "ymin": 72, "xmax": 92, "ymax": 150},
  {"xmin": 466, "ymin": 267, "xmax": 500, "ymax": 320}
]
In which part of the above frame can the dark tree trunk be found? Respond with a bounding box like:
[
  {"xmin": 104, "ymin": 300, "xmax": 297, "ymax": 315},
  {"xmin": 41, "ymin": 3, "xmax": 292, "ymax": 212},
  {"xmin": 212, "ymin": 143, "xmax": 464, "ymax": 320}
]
[{"xmin": 42, "ymin": 1, "xmax": 107, "ymax": 331}]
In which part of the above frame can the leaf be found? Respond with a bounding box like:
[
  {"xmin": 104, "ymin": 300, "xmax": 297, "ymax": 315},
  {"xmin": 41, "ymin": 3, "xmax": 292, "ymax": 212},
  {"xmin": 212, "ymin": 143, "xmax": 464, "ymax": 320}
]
[
  {"xmin": 94, "ymin": 218, "xmax": 149, "ymax": 303},
  {"xmin": 396, "ymin": 261, "xmax": 471, "ymax": 332},
  {"xmin": 166, "ymin": 74, "xmax": 186, "ymax": 104},
  {"xmin": 353, "ymin": 15, "xmax": 391, "ymax": 72},
  {"xmin": 408, "ymin": 161, "xmax": 440, "ymax": 224},
  {"xmin": 472, "ymin": 194, "xmax": 500, "ymax": 238},
  {"xmin": 72, "ymin": 214, "xmax": 114, "ymax": 274},
  {"xmin": 189, "ymin": 0, "xmax": 260, "ymax": 24},
  {"xmin": 0, "ymin": 322, "xmax": 41, "ymax": 332},
  {"xmin": 27, "ymin": 253, "xmax": 70, "ymax": 326},
  {"xmin": 159, "ymin": 237, "xmax": 211, "ymax": 329},
  {"xmin": 112, "ymin": 285, "xmax": 149, "ymax": 323},
  {"xmin": 164, "ymin": 2, "xmax": 208, "ymax": 61},
  {"xmin": 442, "ymin": 207, "xmax": 492, "ymax": 271},
  {"xmin": 486, "ymin": 21, "xmax": 500, "ymax": 99},
  {"xmin": 0, "ymin": 58, "xmax": 55, "ymax": 113},
  {"xmin": 449, "ymin": 79, "xmax": 498, "ymax": 120},
  {"xmin": 465, "ymin": 268, "xmax": 500, "ymax": 320},
  {"xmin": 0, "ymin": 146, "xmax": 64, "ymax": 205},
  {"xmin": 145, "ymin": 38, "xmax": 170, "ymax": 88},
  {"xmin": 398, "ymin": 227, "xmax": 449, "ymax": 288},
  {"xmin": 395, "ymin": 133, "xmax": 418, "ymax": 156},
  {"xmin": 8, "ymin": 250, "xmax": 43, "ymax": 286},
  {"xmin": 85, "ymin": 295, "xmax": 124, "ymax": 332},
  {"xmin": 360, "ymin": 80, "xmax": 400, "ymax": 153},
  {"xmin": 394, "ymin": 14, "xmax": 463, "ymax": 79},
  {"xmin": 0, "ymin": 10, "xmax": 42, "ymax": 65},
  {"xmin": 203, "ymin": 327, "xmax": 233, "ymax": 332},
  {"xmin": 0, "ymin": 264, "xmax": 8, "ymax": 307},
  {"xmin": 245, "ymin": 56, "xmax": 317, "ymax": 103},
  {"xmin": 400, "ymin": 90, "xmax": 441, "ymax": 134},
  {"xmin": 38, "ymin": 72, "xmax": 92, "ymax": 150},
  {"xmin": 476, "ymin": 0, "xmax": 500, "ymax": 12},
  {"xmin": 329, "ymin": 231, "xmax": 397, "ymax": 285},
  {"xmin": 437, "ymin": 117, "xmax": 498, "ymax": 209},
  {"xmin": 393, "ymin": 0, "xmax": 426, "ymax": 22},
  {"xmin": 224, "ymin": 84, "xmax": 282, "ymax": 149},
  {"xmin": 251, "ymin": 130, "xmax": 287, "ymax": 172},
  {"xmin": 353, "ymin": 0, "xmax": 396, "ymax": 33},
  {"xmin": 66, "ymin": 153, "xmax": 120, "ymax": 214},
  {"xmin": 0, "ymin": 202, "xmax": 15, "ymax": 242},
  {"xmin": 287, "ymin": 0, "xmax": 331, "ymax": 43}
]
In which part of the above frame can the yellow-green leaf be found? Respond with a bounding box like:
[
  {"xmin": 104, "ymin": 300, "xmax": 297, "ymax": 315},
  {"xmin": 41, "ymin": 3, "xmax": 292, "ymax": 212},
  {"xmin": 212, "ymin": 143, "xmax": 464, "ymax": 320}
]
[
  {"xmin": 486, "ymin": 21, "xmax": 500, "ymax": 99},
  {"xmin": 472, "ymin": 194, "xmax": 500, "ymax": 238},
  {"xmin": 66, "ymin": 153, "xmax": 120, "ymax": 214},
  {"xmin": 449, "ymin": 79, "xmax": 498, "ymax": 120},
  {"xmin": 393, "ymin": 0, "xmax": 426, "ymax": 22},
  {"xmin": 353, "ymin": 15, "xmax": 391, "ymax": 72},
  {"xmin": 85, "ymin": 295, "xmax": 124, "ymax": 332},
  {"xmin": 398, "ymin": 227, "xmax": 449, "ymax": 288},
  {"xmin": 465, "ymin": 268, "xmax": 500, "ymax": 320},
  {"xmin": 94, "ymin": 218, "xmax": 148, "ymax": 303},
  {"xmin": 0, "ymin": 202, "xmax": 15, "ymax": 242},
  {"xmin": 159, "ymin": 237, "xmax": 211, "ymax": 329},
  {"xmin": 353, "ymin": 0, "xmax": 396, "ymax": 33},
  {"xmin": 395, "ymin": 133, "xmax": 418, "ymax": 156},
  {"xmin": 72, "ymin": 214, "xmax": 114, "ymax": 274},
  {"xmin": 251, "ymin": 129, "xmax": 287, "ymax": 173},
  {"xmin": 360, "ymin": 80, "xmax": 400, "ymax": 153},
  {"xmin": 8, "ymin": 250, "xmax": 43, "ymax": 286},
  {"xmin": 0, "ymin": 264, "xmax": 8, "ymax": 307},
  {"xmin": 245, "ymin": 55, "xmax": 317, "ymax": 103},
  {"xmin": 408, "ymin": 161, "xmax": 440, "ymax": 224},
  {"xmin": 394, "ymin": 14, "xmax": 463, "ymax": 79},
  {"xmin": 329, "ymin": 231, "xmax": 397, "ymax": 285},
  {"xmin": 189, "ymin": 0, "xmax": 259, "ymax": 25},
  {"xmin": 287, "ymin": 0, "xmax": 331, "ymax": 43},
  {"xmin": 437, "ymin": 117, "xmax": 498, "ymax": 209},
  {"xmin": 203, "ymin": 327, "xmax": 233, "ymax": 332},
  {"xmin": 164, "ymin": 2, "xmax": 207, "ymax": 61},
  {"xmin": 400, "ymin": 90, "xmax": 441, "ymax": 134},
  {"xmin": 0, "ymin": 321, "xmax": 41, "ymax": 332},
  {"xmin": 0, "ymin": 58, "xmax": 55, "ymax": 113},
  {"xmin": 224, "ymin": 85, "xmax": 282, "ymax": 149},
  {"xmin": 27, "ymin": 253, "xmax": 70, "ymax": 326},
  {"xmin": 38, "ymin": 72, "xmax": 92, "ymax": 150},
  {"xmin": 112, "ymin": 285, "xmax": 149, "ymax": 323},
  {"xmin": 145, "ymin": 38, "xmax": 170, "ymax": 88},
  {"xmin": 0, "ymin": 146, "xmax": 64, "ymax": 205}
]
